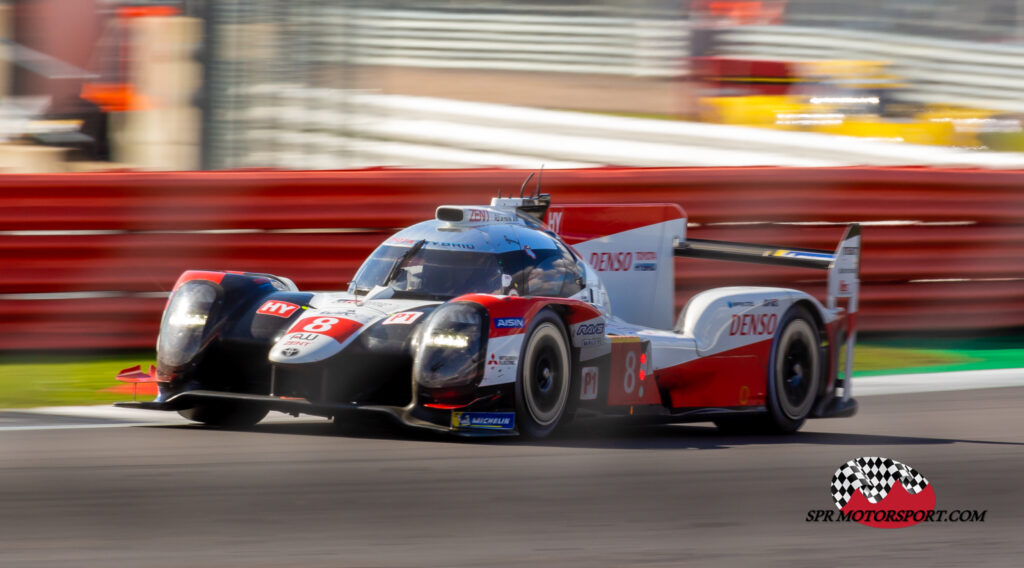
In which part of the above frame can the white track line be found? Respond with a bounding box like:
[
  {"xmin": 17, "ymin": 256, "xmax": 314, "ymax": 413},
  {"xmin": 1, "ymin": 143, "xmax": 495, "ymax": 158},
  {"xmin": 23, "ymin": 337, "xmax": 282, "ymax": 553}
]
[
  {"xmin": 855, "ymin": 367, "xmax": 1024, "ymax": 397},
  {"xmin": 0, "ymin": 422, "xmax": 186, "ymax": 432},
  {"xmin": 18, "ymin": 405, "xmax": 192, "ymax": 423},
  {"xmin": 0, "ymin": 408, "xmax": 322, "ymax": 432}
]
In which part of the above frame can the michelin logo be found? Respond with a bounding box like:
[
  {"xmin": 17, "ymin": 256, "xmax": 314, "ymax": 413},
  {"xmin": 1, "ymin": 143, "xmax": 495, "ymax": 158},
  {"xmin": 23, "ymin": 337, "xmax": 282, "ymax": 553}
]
[{"xmin": 451, "ymin": 412, "xmax": 515, "ymax": 430}]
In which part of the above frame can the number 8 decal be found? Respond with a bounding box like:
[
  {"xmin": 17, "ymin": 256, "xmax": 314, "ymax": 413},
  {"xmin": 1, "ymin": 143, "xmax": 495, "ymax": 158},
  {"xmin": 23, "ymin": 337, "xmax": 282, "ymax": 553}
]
[
  {"xmin": 623, "ymin": 351, "xmax": 637, "ymax": 394},
  {"xmin": 303, "ymin": 317, "xmax": 339, "ymax": 333}
]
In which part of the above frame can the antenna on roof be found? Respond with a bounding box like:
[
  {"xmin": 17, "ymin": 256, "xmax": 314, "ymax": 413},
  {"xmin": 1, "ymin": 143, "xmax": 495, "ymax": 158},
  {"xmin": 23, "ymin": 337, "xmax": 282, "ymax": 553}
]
[
  {"xmin": 519, "ymin": 172, "xmax": 535, "ymax": 198},
  {"xmin": 534, "ymin": 165, "xmax": 544, "ymax": 198},
  {"xmin": 497, "ymin": 188, "xmax": 502, "ymax": 199}
]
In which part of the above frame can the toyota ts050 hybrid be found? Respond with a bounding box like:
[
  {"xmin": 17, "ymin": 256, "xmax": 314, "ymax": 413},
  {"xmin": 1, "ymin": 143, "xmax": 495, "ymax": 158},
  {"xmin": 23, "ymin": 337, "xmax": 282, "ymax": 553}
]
[{"xmin": 117, "ymin": 189, "xmax": 861, "ymax": 437}]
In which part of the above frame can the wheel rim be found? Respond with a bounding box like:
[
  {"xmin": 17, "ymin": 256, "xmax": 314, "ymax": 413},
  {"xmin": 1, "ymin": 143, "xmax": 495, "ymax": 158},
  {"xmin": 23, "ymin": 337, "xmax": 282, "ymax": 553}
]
[
  {"xmin": 775, "ymin": 319, "xmax": 819, "ymax": 420},
  {"xmin": 523, "ymin": 322, "xmax": 569, "ymax": 427}
]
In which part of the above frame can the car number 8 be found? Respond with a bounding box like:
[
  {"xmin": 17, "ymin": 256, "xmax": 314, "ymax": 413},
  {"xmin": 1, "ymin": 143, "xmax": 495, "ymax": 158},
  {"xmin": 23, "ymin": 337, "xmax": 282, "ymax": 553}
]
[
  {"xmin": 623, "ymin": 351, "xmax": 636, "ymax": 394},
  {"xmin": 303, "ymin": 317, "xmax": 339, "ymax": 333}
]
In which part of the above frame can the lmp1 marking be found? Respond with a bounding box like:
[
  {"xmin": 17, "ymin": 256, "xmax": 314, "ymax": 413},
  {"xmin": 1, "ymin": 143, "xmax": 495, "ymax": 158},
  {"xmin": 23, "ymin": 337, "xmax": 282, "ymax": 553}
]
[
  {"xmin": 383, "ymin": 312, "xmax": 423, "ymax": 325},
  {"xmin": 580, "ymin": 366, "xmax": 598, "ymax": 400}
]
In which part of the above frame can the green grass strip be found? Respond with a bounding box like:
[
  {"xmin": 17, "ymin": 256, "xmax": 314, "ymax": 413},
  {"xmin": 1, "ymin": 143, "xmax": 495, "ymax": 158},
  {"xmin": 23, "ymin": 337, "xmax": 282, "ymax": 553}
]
[{"xmin": 0, "ymin": 351, "xmax": 155, "ymax": 408}]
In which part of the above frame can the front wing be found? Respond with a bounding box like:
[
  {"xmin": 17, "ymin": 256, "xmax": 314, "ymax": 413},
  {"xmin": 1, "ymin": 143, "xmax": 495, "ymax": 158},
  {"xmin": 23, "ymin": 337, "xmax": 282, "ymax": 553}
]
[{"xmin": 116, "ymin": 391, "xmax": 520, "ymax": 437}]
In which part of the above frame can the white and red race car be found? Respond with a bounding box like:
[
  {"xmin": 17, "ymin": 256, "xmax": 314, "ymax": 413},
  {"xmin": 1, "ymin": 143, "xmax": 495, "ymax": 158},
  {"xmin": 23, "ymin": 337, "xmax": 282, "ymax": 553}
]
[{"xmin": 118, "ymin": 191, "xmax": 860, "ymax": 437}]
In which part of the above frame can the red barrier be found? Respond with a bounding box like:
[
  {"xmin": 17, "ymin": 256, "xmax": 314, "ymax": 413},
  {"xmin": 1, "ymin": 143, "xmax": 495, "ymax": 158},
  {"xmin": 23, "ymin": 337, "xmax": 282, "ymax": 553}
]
[
  {"xmin": 4, "ymin": 167, "xmax": 1024, "ymax": 229},
  {"xmin": 2, "ymin": 167, "xmax": 1023, "ymax": 349},
  {"xmin": 1, "ymin": 297, "xmax": 164, "ymax": 350},
  {"xmin": 0, "ymin": 232, "xmax": 392, "ymax": 293}
]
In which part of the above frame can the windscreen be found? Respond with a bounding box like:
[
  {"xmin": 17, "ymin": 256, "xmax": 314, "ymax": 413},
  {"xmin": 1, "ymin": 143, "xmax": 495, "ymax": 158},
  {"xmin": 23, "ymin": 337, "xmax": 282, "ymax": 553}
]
[{"xmin": 351, "ymin": 245, "xmax": 507, "ymax": 299}]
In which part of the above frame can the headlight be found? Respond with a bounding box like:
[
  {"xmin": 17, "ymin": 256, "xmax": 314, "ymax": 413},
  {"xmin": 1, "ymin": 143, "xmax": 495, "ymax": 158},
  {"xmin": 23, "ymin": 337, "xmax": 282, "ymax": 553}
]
[
  {"xmin": 413, "ymin": 302, "xmax": 487, "ymax": 389},
  {"xmin": 157, "ymin": 280, "xmax": 220, "ymax": 368}
]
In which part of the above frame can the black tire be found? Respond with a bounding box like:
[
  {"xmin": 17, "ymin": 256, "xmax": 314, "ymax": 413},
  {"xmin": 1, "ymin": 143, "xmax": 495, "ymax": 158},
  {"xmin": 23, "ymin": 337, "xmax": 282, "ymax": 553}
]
[
  {"xmin": 514, "ymin": 310, "xmax": 572, "ymax": 438},
  {"xmin": 178, "ymin": 403, "xmax": 268, "ymax": 428},
  {"xmin": 765, "ymin": 305, "xmax": 822, "ymax": 433}
]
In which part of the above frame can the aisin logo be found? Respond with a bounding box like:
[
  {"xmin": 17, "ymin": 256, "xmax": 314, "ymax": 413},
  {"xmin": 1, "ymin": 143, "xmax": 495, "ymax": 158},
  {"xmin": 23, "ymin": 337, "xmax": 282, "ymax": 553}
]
[{"xmin": 831, "ymin": 456, "xmax": 935, "ymax": 528}]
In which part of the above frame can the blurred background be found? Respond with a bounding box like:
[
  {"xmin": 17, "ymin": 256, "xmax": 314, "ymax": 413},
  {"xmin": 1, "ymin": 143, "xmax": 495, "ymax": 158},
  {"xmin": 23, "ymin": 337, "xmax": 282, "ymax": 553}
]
[
  {"xmin": 7, "ymin": 0, "xmax": 1024, "ymax": 172},
  {"xmin": 2, "ymin": 0, "xmax": 1024, "ymax": 396}
]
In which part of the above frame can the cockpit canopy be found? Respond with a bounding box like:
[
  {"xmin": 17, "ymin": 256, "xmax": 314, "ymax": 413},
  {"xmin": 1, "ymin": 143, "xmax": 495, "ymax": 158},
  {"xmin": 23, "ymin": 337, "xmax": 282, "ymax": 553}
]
[{"xmin": 350, "ymin": 218, "xmax": 584, "ymax": 300}]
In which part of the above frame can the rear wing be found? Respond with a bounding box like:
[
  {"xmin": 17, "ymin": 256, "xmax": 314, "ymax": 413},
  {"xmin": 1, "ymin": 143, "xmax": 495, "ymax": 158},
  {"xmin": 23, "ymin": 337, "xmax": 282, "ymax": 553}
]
[
  {"xmin": 675, "ymin": 224, "xmax": 861, "ymax": 402},
  {"xmin": 674, "ymin": 224, "xmax": 861, "ymax": 313}
]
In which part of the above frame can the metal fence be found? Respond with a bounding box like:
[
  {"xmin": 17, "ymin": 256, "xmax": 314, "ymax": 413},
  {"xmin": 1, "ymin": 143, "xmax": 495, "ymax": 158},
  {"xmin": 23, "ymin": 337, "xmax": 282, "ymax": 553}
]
[
  {"xmin": 713, "ymin": 25, "xmax": 1024, "ymax": 113},
  {"xmin": 198, "ymin": 0, "xmax": 690, "ymax": 169},
  {"xmin": 238, "ymin": 90, "xmax": 1024, "ymax": 169},
  {"xmin": 780, "ymin": 0, "xmax": 1024, "ymax": 42},
  {"xmin": 192, "ymin": 0, "xmax": 1024, "ymax": 170}
]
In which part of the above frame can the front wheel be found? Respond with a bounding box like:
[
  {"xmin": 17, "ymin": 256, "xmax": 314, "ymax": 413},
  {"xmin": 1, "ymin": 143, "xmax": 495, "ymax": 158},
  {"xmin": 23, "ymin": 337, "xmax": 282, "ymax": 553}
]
[
  {"xmin": 514, "ymin": 310, "xmax": 572, "ymax": 439},
  {"xmin": 178, "ymin": 403, "xmax": 268, "ymax": 428},
  {"xmin": 765, "ymin": 305, "xmax": 822, "ymax": 433}
]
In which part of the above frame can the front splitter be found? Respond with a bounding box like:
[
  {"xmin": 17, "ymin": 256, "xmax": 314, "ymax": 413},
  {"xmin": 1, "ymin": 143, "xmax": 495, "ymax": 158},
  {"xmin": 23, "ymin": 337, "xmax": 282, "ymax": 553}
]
[{"xmin": 115, "ymin": 390, "xmax": 518, "ymax": 437}]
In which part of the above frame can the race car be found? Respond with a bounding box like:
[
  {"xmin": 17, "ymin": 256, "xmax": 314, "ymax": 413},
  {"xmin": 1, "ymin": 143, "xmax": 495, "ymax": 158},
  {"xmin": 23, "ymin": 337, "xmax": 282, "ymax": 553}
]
[{"xmin": 117, "ymin": 188, "xmax": 860, "ymax": 437}]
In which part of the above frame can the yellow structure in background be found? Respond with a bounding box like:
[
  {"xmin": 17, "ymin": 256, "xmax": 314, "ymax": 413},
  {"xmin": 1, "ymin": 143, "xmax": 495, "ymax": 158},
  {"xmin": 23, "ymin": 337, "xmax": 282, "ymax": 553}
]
[
  {"xmin": 701, "ymin": 94, "xmax": 959, "ymax": 146},
  {"xmin": 696, "ymin": 59, "xmax": 985, "ymax": 147},
  {"xmin": 915, "ymin": 106, "xmax": 1024, "ymax": 151},
  {"xmin": 816, "ymin": 118, "xmax": 954, "ymax": 146}
]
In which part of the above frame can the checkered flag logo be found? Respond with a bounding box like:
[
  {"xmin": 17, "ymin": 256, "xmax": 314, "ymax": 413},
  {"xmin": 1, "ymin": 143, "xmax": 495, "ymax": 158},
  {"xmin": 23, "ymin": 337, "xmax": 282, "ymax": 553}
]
[{"xmin": 831, "ymin": 457, "xmax": 930, "ymax": 509}]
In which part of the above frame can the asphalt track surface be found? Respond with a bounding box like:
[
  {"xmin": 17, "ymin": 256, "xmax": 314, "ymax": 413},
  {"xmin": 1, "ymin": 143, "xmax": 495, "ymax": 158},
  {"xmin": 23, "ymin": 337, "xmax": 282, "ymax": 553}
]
[{"xmin": 2, "ymin": 386, "xmax": 1022, "ymax": 567}]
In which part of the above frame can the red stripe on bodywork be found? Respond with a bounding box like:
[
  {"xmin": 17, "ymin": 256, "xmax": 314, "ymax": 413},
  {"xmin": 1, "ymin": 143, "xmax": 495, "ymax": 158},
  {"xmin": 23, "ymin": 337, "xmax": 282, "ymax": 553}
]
[
  {"xmin": 286, "ymin": 316, "xmax": 363, "ymax": 343},
  {"xmin": 172, "ymin": 270, "xmax": 226, "ymax": 290},
  {"xmin": 544, "ymin": 203, "xmax": 685, "ymax": 245},
  {"xmin": 454, "ymin": 294, "xmax": 604, "ymax": 337},
  {"xmin": 654, "ymin": 338, "xmax": 772, "ymax": 408}
]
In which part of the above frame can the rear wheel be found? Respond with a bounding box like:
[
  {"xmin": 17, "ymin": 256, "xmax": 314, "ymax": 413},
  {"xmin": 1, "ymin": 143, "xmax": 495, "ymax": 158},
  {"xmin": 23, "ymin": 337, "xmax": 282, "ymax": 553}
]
[
  {"xmin": 714, "ymin": 305, "xmax": 821, "ymax": 434},
  {"xmin": 514, "ymin": 311, "xmax": 571, "ymax": 438},
  {"xmin": 178, "ymin": 403, "xmax": 268, "ymax": 428},
  {"xmin": 765, "ymin": 306, "xmax": 821, "ymax": 433}
]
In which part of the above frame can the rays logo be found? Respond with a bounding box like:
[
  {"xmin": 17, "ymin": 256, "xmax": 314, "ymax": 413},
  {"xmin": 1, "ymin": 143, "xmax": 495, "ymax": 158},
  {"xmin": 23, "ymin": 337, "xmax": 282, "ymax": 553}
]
[
  {"xmin": 830, "ymin": 457, "xmax": 935, "ymax": 528},
  {"xmin": 575, "ymin": 323, "xmax": 605, "ymax": 337}
]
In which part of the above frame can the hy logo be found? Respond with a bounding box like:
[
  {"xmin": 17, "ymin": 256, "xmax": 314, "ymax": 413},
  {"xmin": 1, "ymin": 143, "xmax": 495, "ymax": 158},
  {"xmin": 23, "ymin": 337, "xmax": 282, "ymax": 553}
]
[{"xmin": 831, "ymin": 457, "xmax": 936, "ymax": 528}]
